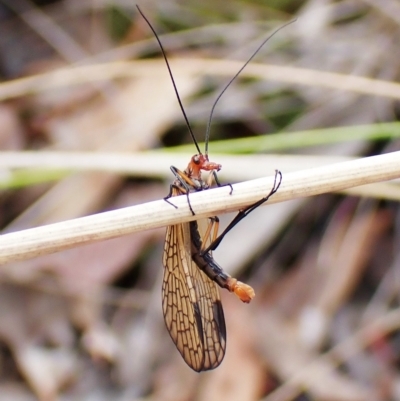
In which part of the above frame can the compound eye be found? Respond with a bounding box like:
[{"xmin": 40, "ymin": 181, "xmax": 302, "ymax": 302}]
[{"xmin": 193, "ymin": 155, "xmax": 200, "ymax": 164}]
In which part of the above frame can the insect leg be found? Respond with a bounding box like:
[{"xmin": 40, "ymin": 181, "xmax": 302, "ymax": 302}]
[
  {"xmin": 201, "ymin": 170, "xmax": 282, "ymax": 254},
  {"xmin": 163, "ymin": 184, "xmax": 181, "ymax": 209},
  {"xmin": 211, "ymin": 217, "xmax": 220, "ymax": 243},
  {"xmin": 200, "ymin": 217, "xmax": 220, "ymax": 254},
  {"xmin": 164, "ymin": 184, "xmax": 196, "ymax": 216},
  {"xmin": 164, "ymin": 166, "xmax": 200, "ymax": 215},
  {"xmin": 212, "ymin": 171, "xmax": 233, "ymax": 195}
]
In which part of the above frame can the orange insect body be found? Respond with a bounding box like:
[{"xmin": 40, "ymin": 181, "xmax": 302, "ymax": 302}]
[
  {"xmin": 163, "ymin": 174, "xmax": 256, "ymax": 371},
  {"xmin": 185, "ymin": 154, "xmax": 221, "ymax": 182},
  {"xmin": 162, "ymin": 159, "xmax": 279, "ymax": 371}
]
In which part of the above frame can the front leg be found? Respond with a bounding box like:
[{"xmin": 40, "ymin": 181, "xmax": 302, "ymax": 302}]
[
  {"xmin": 164, "ymin": 166, "xmax": 199, "ymax": 215},
  {"xmin": 212, "ymin": 171, "xmax": 233, "ymax": 195}
]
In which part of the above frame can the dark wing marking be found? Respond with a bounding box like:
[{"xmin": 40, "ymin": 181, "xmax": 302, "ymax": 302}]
[
  {"xmin": 194, "ymin": 218, "xmax": 226, "ymax": 369},
  {"xmin": 162, "ymin": 222, "xmax": 226, "ymax": 372}
]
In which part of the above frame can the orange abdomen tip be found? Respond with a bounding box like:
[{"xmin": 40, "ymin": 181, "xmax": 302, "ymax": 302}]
[
  {"xmin": 227, "ymin": 278, "xmax": 255, "ymax": 303},
  {"xmin": 233, "ymin": 281, "xmax": 255, "ymax": 303}
]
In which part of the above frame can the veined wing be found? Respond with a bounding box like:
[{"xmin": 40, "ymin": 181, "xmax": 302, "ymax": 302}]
[{"xmin": 162, "ymin": 222, "xmax": 226, "ymax": 372}]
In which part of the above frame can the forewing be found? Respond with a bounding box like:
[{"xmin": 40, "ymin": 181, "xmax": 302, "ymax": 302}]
[
  {"xmin": 194, "ymin": 217, "xmax": 226, "ymax": 367},
  {"xmin": 190, "ymin": 248, "xmax": 226, "ymax": 369},
  {"xmin": 162, "ymin": 223, "xmax": 226, "ymax": 371}
]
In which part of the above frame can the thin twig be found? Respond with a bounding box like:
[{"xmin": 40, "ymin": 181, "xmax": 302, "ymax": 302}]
[{"xmin": 0, "ymin": 151, "xmax": 399, "ymax": 264}]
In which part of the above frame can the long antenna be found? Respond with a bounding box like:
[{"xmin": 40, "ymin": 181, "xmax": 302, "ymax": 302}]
[
  {"xmin": 136, "ymin": 5, "xmax": 202, "ymax": 154},
  {"xmin": 204, "ymin": 19, "xmax": 297, "ymax": 155}
]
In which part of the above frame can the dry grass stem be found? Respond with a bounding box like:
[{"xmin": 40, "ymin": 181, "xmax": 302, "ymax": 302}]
[
  {"xmin": 0, "ymin": 150, "xmax": 399, "ymax": 265},
  {"xmin": 1, "ymin": 59, "xmax": 400, "ymax": 101}
]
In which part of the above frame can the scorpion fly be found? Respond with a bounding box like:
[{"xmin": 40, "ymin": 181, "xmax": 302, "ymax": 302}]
[{"xmin": 137, "ymin": 6, "xmax": 290, "ymax": 371}]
